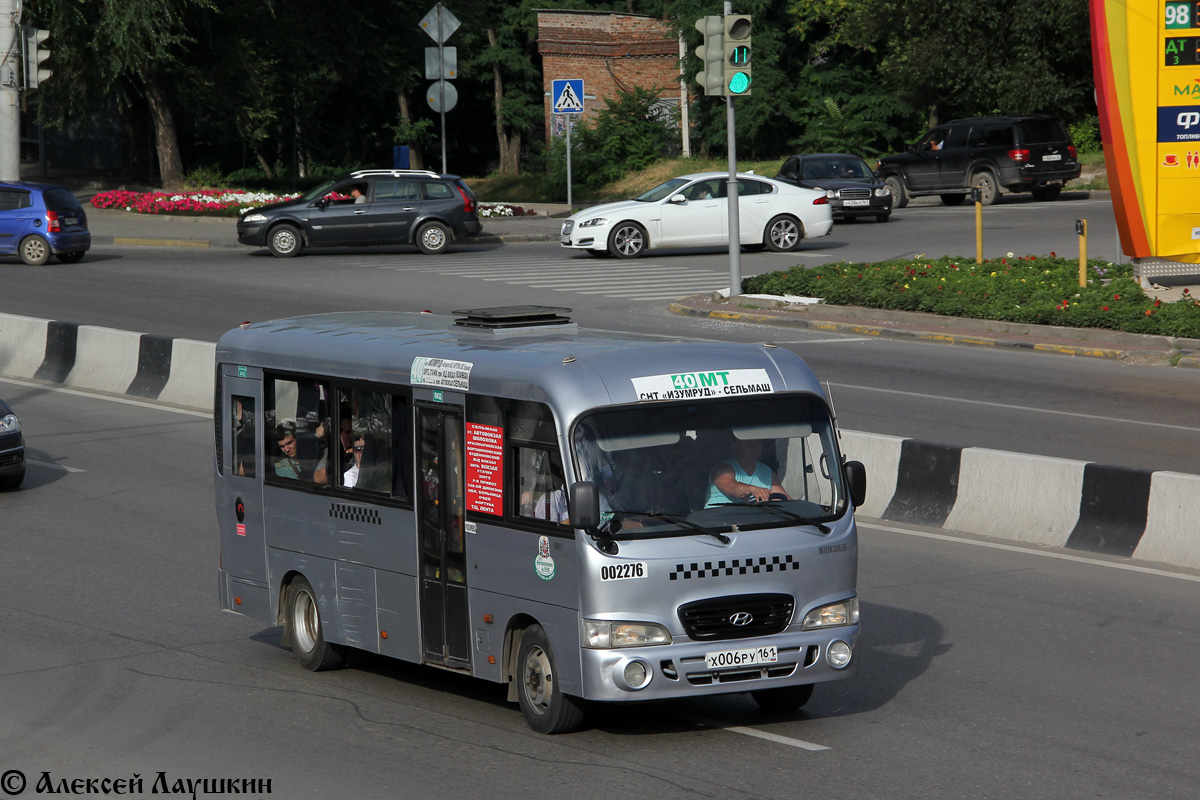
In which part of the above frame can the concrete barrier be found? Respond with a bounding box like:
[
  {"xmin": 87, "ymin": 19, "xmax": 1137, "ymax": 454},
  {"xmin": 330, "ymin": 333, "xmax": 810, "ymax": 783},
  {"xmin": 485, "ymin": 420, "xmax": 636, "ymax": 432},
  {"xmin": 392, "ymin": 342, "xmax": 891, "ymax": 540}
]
[
  {"xmin": 65, "ymin": 325, "xmax": 142, "ymax": 394},
  {"xmin": 2, "ymin": 312, "xmax": 1197, "ymax": 572},
  {"xmin": 0, "ymin": 313, "xmax": 50, "ymax": 377}
]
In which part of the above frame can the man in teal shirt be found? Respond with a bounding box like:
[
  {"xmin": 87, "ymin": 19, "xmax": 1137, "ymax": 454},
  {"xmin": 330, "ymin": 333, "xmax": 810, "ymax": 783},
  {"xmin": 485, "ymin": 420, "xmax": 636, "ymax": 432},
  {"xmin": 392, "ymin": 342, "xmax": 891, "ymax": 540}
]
[{"xmin": 705, "ymin": 438, "xmax": 790, "ymax": 507}]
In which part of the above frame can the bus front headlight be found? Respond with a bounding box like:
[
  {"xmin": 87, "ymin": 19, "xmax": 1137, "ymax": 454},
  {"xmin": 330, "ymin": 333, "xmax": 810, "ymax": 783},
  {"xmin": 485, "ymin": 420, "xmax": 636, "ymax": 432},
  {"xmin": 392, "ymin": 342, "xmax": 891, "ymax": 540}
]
[
  {"xmin": 583, "ymin": 620, "xmax": 672, "ymax": 649},
  {"xmin": 801, "ymin": 597, "xmax": 859, "ymax": 630}
]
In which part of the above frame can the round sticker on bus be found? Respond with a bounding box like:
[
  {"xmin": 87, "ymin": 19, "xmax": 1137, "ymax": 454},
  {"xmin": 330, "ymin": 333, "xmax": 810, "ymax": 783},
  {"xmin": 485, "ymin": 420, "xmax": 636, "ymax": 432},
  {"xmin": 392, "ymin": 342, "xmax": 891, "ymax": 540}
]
[{"xmin": 535, "ymin": 535, "xmax": 556, "ymax": 580}]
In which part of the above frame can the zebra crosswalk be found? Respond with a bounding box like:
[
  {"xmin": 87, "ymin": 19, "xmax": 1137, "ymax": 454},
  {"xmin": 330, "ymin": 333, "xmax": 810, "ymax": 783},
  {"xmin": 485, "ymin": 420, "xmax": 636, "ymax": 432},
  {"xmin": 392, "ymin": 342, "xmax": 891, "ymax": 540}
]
[{"xmin": 371, "ymin": 253, "xmax": 732, "ymax": 301}]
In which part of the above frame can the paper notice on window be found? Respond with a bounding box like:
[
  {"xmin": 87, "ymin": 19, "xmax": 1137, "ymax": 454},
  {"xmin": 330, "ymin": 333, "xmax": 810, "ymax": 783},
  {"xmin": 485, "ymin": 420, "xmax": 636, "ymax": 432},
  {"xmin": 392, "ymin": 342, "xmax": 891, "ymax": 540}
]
[
  {"xmin": 465, "ymin": 422, "xmax": 504, "ymax": 515},
  {"xmin": 410, "ymin": 357, "xmax": 473, "ymax": 391}
]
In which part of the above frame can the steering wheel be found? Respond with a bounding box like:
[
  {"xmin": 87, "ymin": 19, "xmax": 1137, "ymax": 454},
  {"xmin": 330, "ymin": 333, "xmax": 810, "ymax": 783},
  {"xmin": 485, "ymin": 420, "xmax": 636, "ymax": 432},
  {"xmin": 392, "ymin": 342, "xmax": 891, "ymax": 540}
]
[{"xmin": 769, "ymin": 492, "xmax": 788, "ymax": 501}]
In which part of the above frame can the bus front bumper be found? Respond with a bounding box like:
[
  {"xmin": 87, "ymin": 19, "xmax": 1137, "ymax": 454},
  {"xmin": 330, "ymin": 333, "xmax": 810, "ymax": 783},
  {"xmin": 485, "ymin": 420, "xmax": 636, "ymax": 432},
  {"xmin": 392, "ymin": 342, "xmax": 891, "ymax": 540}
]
[{"xmin": 579, "ymin": 625, "xmax": 859, "ymax": 702}]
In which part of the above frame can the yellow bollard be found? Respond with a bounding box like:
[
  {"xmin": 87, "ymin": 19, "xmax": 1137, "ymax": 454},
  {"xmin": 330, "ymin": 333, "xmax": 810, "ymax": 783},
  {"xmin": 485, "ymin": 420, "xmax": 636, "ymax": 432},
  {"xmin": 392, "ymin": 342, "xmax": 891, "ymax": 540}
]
[
  {"xmin": 974, "ymin": 189, "xmax": 983, "ymax": 265},
  {"xmin": 1076, "ymin": 219, "xmax": 1087, "ymax": 288}
]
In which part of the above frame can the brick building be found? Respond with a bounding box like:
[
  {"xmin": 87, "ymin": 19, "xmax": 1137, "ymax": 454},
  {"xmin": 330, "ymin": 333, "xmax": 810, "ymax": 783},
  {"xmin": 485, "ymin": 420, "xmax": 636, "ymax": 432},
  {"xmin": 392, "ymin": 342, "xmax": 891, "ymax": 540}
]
[{"xmin": 536, "ymin": 10, "xmax": 684, "ymax": 143}]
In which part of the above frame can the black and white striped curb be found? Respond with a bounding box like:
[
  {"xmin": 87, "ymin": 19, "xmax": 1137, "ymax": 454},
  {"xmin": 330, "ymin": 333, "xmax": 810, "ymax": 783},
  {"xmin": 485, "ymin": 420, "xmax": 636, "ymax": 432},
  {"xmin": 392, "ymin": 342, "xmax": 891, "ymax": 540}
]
[
  {"xmin": 843, "ymin": 431, "xmax": 1199, "ymax": 571},
  {"xmin": 0, "ymin": 313, "xmax": 213, "ymax": 408},
  {"xmin": 2, "ymin": 312, "xmax": 1196, "ymax": 572}
]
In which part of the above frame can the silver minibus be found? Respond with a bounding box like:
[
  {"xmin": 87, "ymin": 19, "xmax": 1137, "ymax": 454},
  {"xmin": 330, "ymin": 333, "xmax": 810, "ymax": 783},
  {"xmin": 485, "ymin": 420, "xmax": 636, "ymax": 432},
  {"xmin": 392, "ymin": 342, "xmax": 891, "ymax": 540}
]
[{"xmin": 214, "ymin": 306, "xmax": 865, "ymax": 733}]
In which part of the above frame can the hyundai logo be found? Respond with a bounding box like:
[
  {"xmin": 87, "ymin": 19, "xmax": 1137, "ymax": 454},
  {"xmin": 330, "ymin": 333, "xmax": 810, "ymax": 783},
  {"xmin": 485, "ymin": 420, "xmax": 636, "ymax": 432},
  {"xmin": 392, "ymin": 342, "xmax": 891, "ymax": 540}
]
[{"xmin": 729, "ymin": 611, "xmax": 754, "ymax": 627}]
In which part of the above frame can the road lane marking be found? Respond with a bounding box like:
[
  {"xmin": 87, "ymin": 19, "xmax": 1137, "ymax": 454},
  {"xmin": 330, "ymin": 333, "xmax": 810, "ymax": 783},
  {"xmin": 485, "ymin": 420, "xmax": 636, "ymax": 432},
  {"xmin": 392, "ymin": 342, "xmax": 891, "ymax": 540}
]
[
  {"xmin": 0, "ymin": 377, "xmax": 209, "ymax": 418},
  {"xmin": 27, "ymin": 459, "xmax": 86, "ymax": 473},
  {"xmin": 861, "ymin": 521, "xmax": 1200, "ymax": 584},
  {"xmin": 685, "ymin": 716, "xmax": 830, "ymax": 751},
  {"xmin": 830, "ymin": 382, "xmax": 1200, "ymax": 435}
]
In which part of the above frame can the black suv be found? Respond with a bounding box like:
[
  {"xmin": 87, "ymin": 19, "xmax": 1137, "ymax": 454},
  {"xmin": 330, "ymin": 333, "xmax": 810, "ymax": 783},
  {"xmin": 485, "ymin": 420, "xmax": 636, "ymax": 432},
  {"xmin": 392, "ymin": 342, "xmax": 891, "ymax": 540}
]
[
  {"xmin": 875, "ymin": 116, "xmax": 1081, "ymax": 207},
  {"xmin": 237, "ymin": 169, "xmax": 481, "ymax": 257}
]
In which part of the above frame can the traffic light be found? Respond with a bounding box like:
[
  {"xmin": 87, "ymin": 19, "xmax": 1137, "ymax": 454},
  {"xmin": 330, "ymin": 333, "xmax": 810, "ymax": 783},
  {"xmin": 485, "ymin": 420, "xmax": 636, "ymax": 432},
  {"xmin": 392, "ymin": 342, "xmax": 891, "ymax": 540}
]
[
  {"xmin": 694, "ymin": 16, "xmax": 724, "ymax": 97},
  {"xmin": 22, "ymin": 25, "xmax": 51, "ymax": 89},
  {"xmin": 723, "ymin": 14, "xmax": 751, "ymax": 96}
]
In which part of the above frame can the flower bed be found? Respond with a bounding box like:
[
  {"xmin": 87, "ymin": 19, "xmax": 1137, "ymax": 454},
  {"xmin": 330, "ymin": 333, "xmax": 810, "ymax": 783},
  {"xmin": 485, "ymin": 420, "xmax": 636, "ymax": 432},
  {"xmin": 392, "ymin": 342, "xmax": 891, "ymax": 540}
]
[
  {"xmin": 478, "ymin": 203, "xmax": 537, "ymax": 217},
  {"xmin": 742, "ymin": 254, "xmax": 1200, "ymax": 339},
  {"xmin": 90, "ymin": 189, "xmax": 301, "ymax": 216}
]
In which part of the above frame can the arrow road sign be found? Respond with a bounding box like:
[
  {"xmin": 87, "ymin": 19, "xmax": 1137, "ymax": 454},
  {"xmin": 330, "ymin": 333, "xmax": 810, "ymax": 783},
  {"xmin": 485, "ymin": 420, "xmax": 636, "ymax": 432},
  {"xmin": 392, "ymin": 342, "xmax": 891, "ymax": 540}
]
[{"xmin": 552, "ymin": 79, "xmax": 584, "ymax": 114}]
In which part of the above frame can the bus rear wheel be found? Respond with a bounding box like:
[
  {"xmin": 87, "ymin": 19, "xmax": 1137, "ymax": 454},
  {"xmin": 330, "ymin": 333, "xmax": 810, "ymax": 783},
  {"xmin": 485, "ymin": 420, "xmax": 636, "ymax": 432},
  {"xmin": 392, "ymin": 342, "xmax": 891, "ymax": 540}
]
[
  {"xmin": 516, "ymin": 624, "xmax": 585, "ymax": 734},
  {"xmin": 285, "ymin": 575, "xmax": 347, "ymax": 671}
]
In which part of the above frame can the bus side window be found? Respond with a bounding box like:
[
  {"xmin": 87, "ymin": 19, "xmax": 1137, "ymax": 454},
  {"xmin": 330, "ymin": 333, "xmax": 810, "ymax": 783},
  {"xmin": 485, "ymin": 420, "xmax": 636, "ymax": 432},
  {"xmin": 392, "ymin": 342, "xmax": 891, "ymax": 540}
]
[
  {"xmin": 343, "ymin": 389, "xmax": 393, "ymax": 494},
  {"xmin": 516, "ymin": 446, "xmax": 569, "ymax": 525},
  {"xmin": 231, "ymin": 395, "xmax": 256, "ymax": 478},
  {"xmin": 265, "ymin": 375, "xmax": 329, "ymax": 484}
]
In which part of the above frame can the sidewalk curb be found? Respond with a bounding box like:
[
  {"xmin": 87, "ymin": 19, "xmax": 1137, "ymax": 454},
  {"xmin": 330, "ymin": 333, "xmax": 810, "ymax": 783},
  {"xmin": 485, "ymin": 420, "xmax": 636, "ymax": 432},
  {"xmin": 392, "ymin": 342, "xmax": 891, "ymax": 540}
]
[{"xmin": 667, "ymin": 298, "xmax": 1200, "ymax": 368}]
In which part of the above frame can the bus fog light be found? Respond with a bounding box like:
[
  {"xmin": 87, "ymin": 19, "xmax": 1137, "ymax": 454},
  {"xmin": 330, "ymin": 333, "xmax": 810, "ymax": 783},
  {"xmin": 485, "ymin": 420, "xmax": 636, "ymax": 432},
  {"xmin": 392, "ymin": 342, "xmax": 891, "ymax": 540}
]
[
  {"xmin": 827, "ymin": 640, "xmax": 853, "ymax": 669},
  {"xmin": 623, "ymin": 660, "xmax": 650, "ymax": 689}
]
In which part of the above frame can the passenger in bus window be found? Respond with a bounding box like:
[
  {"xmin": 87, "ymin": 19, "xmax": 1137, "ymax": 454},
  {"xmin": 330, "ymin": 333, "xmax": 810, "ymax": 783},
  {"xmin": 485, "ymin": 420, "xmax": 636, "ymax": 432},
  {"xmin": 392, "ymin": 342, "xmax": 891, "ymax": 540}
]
[
  {"xmin": 273, "ymin": 422, "xmax": 305, "ymax": 480},
  {"xmin": 344, "ymin": 423, "xmax": 390, "ymax": 492},
  {"xmin": 314, "ymin": 415, "xmax": 354, "ymax": 484},
  {"xmin": 705, "ymin": 438, "xmax": 790, "ymax": 507}
]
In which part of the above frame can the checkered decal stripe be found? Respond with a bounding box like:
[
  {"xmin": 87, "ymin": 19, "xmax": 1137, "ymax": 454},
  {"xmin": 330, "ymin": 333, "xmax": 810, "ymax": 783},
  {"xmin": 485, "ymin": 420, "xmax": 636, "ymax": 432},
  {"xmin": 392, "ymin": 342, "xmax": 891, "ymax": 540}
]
[
  {"xmin": 330, "ymin": 503, "xmax": 382, "ymax": 525},
  {"xmin": 669, "ymin": 554, "xmax": 799, "ymax": 580}
]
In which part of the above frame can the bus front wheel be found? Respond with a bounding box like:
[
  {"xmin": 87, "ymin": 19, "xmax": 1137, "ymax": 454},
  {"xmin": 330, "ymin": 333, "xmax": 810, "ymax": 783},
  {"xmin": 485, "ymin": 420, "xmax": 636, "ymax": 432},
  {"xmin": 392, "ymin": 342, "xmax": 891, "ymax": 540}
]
[
  {"xmin": 284, "ymin": 575, "xmax": 347, "ymax": 671},
  {"xmin": 516, "ymin": 624, "xmax": 585, "ymax": 734}
]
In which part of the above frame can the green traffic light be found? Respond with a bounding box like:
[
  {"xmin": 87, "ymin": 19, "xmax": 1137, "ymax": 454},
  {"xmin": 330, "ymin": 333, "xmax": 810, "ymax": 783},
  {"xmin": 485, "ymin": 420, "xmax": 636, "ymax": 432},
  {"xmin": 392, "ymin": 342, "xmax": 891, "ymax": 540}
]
[{"xmin": 728, "ymin": 71, "xmax": 751, "ymax": 94}]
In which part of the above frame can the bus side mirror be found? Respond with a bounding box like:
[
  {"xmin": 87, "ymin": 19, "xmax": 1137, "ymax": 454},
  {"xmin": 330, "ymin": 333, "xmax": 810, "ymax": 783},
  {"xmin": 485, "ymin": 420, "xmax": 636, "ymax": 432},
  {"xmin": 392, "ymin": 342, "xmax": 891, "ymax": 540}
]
[
  {"xmin": 844, "ymin": 460, "xmax": 867, "ymax": 508},
  {"xmin": 569, "ymin": 481, "xmax": 601, "ymax": 530}
]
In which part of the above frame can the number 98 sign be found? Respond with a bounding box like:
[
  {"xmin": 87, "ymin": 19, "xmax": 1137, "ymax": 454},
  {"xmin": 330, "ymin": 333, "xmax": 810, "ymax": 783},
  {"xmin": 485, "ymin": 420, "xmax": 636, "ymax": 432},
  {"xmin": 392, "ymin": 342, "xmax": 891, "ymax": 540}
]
[{"xmin": 1166, "ymin": 2, "xmax": 1200, "ymax": 28}]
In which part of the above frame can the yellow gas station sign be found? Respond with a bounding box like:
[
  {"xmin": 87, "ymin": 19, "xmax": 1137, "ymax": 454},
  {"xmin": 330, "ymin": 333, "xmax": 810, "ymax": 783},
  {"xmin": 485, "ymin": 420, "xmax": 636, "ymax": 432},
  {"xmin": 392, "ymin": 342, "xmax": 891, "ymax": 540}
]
[{"xmin": 1093, "ymin": 0, "xmax": 1200, "ymax": 264}]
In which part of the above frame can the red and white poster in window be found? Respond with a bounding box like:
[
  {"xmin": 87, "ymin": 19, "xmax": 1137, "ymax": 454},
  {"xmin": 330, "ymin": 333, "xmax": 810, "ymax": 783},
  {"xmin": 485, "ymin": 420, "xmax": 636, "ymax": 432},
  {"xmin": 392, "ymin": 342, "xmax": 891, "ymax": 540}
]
[{"xmin": 465, "ymin": 422, "xmax": 504, "ymax": 515}]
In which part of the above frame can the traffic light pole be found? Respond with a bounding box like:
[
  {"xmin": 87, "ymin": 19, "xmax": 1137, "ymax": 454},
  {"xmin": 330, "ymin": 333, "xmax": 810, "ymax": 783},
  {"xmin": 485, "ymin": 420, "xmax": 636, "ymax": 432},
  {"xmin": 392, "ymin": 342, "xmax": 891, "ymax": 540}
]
[
  {"xmin": 0, "ymin": 0, "xmax": 20, "ymax": 181},
  {"xmin": 727, "ymin": 94, "xmax": 741, "ymax": 296}
]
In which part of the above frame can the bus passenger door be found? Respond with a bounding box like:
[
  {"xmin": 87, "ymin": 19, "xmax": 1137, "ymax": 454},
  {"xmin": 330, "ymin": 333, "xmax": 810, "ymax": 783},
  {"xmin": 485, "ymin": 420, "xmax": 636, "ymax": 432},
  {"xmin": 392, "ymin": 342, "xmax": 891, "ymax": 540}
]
[
  {"xmin": 221, "ymin": 374, "xmax": 267, "ymax": 586},
  {"xmin": 416, "ymin": 405, "xmax": 471, "ymax": 669}
]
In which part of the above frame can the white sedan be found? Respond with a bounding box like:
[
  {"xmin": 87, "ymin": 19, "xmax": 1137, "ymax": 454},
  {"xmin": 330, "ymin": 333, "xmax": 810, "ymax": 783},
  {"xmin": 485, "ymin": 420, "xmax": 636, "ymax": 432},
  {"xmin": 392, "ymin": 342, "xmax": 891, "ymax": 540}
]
[{"xmin": 559, "ymin": 172, "xmax": 833, "ymax": 258}]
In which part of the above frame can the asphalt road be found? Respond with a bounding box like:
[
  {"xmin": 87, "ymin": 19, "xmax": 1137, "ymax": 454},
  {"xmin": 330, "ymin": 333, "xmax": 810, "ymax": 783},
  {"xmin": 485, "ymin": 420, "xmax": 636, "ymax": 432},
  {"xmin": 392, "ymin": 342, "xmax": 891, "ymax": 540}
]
[
  {"xmin": 1, "ymin": 194, "xmax": 1197, "ymax": 474},
  {"xmin": 2, "ymin": 377, "xmax": 1198, "ymax": 799}
]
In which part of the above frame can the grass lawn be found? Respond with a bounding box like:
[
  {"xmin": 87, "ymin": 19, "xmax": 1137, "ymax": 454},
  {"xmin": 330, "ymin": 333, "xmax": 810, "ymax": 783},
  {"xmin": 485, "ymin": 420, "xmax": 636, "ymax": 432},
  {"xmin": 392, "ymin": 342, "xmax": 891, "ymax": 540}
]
[{"xmin": 742, "ymin": 254, "xmax": 1200, "ymax": 339}]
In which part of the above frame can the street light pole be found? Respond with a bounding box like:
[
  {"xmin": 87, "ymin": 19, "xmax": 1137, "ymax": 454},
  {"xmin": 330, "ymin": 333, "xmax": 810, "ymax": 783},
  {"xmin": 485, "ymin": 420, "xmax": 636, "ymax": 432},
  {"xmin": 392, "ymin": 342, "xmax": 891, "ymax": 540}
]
[{"xmin": 0, "ymin": 0, "xmax": 21, "ymax": 181}]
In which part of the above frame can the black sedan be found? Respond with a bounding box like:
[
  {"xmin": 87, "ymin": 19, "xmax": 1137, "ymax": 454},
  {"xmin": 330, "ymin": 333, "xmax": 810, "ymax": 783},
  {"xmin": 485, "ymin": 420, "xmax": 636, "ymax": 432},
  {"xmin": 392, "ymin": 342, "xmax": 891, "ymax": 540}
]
[
  {"xmin": 775, "ymin": 154, "xmax": 892, "ymax": 222},
  {"xmin": 0, "ymin": 396, "xmax": 25, "ymax": 489}
]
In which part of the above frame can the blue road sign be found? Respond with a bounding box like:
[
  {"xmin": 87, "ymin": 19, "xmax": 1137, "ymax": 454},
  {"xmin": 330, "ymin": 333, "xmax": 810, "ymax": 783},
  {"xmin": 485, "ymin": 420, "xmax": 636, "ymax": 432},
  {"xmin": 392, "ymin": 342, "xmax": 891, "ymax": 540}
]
[{"xmin": 552, "ymin": 79, "xmax": 584, "ymax": 114}]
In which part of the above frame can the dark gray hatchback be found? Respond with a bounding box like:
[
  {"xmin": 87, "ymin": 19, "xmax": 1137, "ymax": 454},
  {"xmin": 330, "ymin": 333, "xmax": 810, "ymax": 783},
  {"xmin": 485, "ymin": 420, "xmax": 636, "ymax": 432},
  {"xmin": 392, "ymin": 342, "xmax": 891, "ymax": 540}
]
[
  {"xmin": 0, "ymin": 396, "xmax": 25, "ymax": 489},
  {"xmin": 236, "ymin": 169, "xmax": 481, "ymax": 257},
  {"xmin": 876, "ymin": 115, "xmax": 1081, "ymax": 207}
]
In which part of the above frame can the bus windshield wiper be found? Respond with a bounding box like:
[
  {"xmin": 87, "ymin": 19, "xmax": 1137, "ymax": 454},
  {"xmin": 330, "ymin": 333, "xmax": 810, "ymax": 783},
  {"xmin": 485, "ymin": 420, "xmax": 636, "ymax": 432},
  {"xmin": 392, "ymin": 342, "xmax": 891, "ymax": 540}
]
[
  {"xmin": 710, "ymin": 501, "xmax": 831, "ymax": 534},
  {"xmin": 610, "ymin": 510, "xmax": 730, "ymax": 545}
]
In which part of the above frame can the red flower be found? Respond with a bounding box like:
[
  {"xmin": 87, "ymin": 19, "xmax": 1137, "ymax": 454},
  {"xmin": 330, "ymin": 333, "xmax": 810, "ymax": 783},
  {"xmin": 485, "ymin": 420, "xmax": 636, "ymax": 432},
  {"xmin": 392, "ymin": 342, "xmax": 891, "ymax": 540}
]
[
  {"xmin": 1114, "ymin": 294, "xmax": 1120, "ymax": 300},
  {"xmin": 1102, "ymin": 306, "xmax": 1109, "ymax": 311},
  {"xmin": 1145, "ymin": 309, "xmax": 1154, "ymax": 316}
]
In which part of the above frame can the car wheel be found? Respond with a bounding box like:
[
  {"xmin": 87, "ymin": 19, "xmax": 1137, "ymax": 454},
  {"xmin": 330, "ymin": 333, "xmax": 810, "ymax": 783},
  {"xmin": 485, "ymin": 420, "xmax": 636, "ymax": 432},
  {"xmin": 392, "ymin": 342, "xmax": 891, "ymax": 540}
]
[
  {"xmin": 416, "ymin": 221, "xmax": 451, "ymax": 255},
  {"xmin": 55, "ymin": 251, "xmax": 85, "ymax": 264},
  {"xmin": 751, "ymin": 683, "xmax": 814, "ymax": 712},
  {"xmin": 516, "ymin": 623, "xmax": 586, "ymax": 734},
  {"xmin": 267, "ymin": 224, "xmax": 303, "ymax": 258},
  {"xmin": 1031, "ymin": 184, "xmax": 1062, "ymax": 202},
  {"xmin": 284, "ymin": 575, "xmax": 347, "ymax": 671},
  {"xmin": 971, "ymin": 171, "xmax": 999, "ymax": 205},
  {"xmin": 883, "ymin": 175, "xmax": 908, "ymax": 209},
  {"xmin": 0, "ymin": 469, "xmax": 24, "ymax": 490},
  {"xmin": 876, "ymin": 214, "xmax": 890, "ymax": 223},
  {"xmin": 608, "ymin": 222, "xmax": 646, "ymax": 258},
  {"xmin": 940, "ymin": 193, "xmax": 966, "ymax": 207},
  {"xmin": 765, "ymin": 214, "xmax": 802, "ymax": 252},
  {"xmin": 19, "ymin": 235, "xmax": 50, "ymax": 266}
]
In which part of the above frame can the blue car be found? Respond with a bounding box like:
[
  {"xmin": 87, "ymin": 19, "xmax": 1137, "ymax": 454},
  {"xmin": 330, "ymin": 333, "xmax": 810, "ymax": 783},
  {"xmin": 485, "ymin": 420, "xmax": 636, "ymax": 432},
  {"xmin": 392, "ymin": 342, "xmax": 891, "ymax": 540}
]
[{"xmin": 0, "ymin": 181, "xmax": 91, "ymax": 265}]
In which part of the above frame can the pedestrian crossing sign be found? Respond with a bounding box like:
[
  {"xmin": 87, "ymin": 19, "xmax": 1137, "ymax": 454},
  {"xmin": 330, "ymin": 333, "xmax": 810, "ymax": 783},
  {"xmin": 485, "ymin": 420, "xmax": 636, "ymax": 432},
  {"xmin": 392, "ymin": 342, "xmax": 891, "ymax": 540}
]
[{"xmin": 552, "ymin": 79, "xmax": 584, "ymax": 114}]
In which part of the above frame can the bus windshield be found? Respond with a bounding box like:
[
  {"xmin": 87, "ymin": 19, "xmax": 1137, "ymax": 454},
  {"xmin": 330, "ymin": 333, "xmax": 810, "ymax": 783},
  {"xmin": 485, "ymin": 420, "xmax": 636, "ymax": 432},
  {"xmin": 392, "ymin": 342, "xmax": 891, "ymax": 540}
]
[{"xmin": 572, "ymin": 395, "xmax": 847, "ymax": 535}]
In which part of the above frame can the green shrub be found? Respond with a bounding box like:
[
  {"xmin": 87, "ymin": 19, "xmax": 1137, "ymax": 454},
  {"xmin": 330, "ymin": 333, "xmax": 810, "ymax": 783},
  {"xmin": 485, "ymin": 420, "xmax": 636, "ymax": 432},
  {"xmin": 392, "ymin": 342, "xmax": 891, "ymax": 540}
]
[
  {"xmin": 1068, "ymin": 115, "xmax": 1101, "ymax": 155},
  {"xmin": 182, "ymin": 165, "xmax": 225, "ymax": 188}
]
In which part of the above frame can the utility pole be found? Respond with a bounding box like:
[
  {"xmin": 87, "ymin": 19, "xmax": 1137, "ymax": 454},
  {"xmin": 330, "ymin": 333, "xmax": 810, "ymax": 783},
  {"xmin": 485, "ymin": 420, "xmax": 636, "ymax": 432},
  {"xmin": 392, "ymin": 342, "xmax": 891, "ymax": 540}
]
[{"xmin": 0, "ymin": 0, "xmax": 21, "ymax": 181}]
